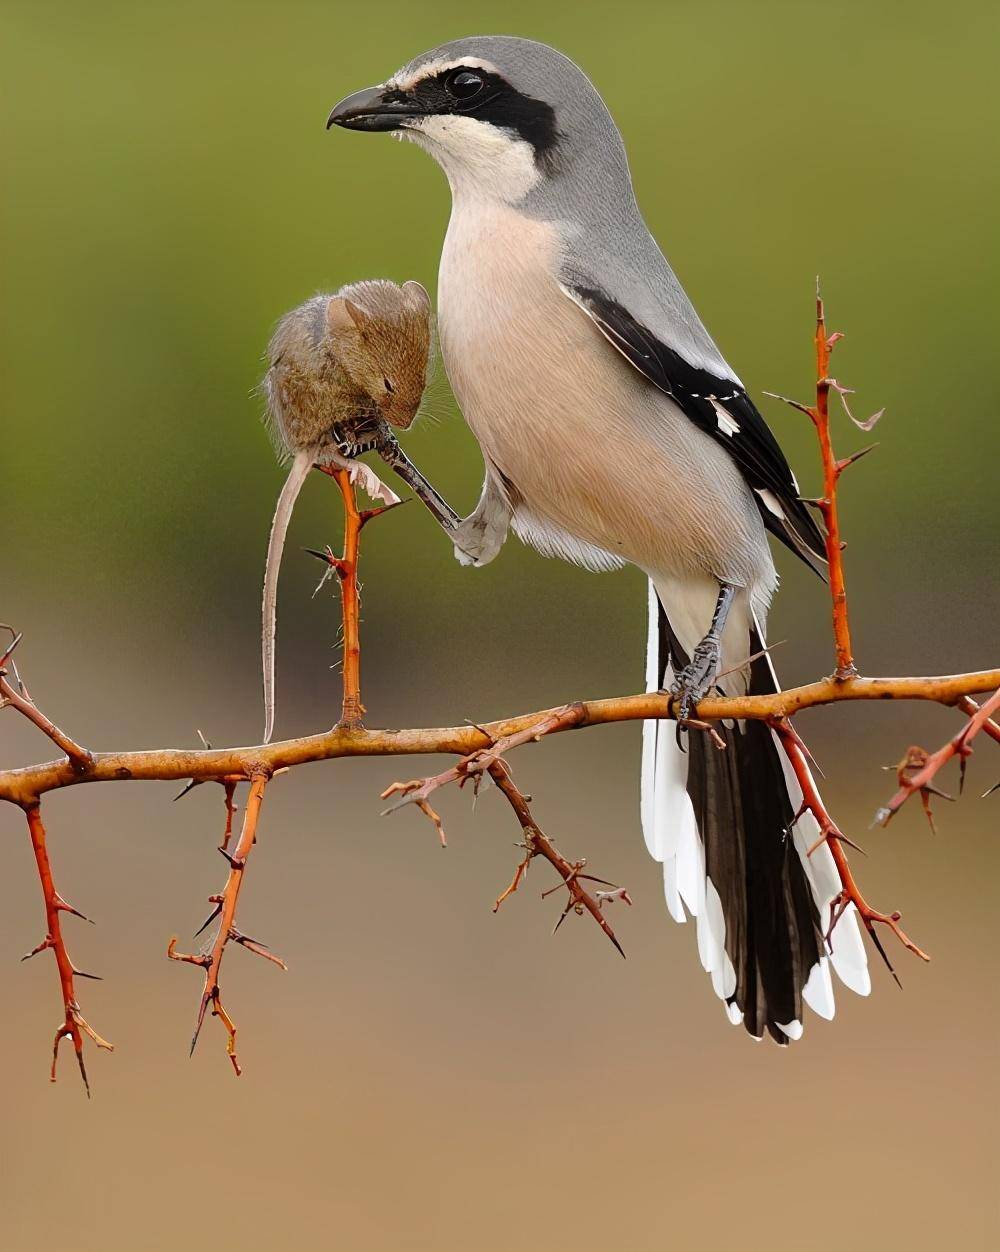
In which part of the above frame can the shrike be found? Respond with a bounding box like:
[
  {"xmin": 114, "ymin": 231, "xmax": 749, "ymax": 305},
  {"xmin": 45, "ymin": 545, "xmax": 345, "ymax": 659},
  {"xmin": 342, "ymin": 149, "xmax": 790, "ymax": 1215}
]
[{"xmin": 328, "ymin": 36, "xmax": 870, "ymax": 1042}]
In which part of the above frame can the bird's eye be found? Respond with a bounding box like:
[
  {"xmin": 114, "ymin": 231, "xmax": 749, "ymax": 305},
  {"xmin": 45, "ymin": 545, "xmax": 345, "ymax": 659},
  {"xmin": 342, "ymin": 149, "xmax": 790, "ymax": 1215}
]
[
  {"xmin": 383, "ymin": 378, "xmax": 394, "ymax": 393},
  {"xmin": 448, "ymin": 70, "xmax": 485, "ymax": 100}
]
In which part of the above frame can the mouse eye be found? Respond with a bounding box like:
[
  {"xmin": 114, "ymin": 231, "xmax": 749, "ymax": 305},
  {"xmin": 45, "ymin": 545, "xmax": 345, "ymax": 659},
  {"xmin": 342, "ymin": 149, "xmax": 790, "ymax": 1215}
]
[
  {"xmin": 447, "ymin": 69, "xmax": 485, "ymax": 101},
  {"xmin": 383, "ymin": 378, "xmax": 394, "ymax": 393}
]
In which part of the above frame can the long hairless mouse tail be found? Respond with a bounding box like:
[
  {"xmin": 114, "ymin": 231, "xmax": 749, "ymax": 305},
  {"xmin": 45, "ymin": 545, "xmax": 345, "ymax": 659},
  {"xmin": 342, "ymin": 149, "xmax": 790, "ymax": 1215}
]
[{"xmin": 262, "ymin": 448, "xmax": 314, "ymax": 744}]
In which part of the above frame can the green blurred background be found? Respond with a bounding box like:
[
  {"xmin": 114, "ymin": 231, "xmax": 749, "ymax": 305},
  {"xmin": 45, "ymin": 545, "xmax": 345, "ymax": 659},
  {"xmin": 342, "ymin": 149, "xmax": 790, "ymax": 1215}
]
[{"xmin": 2, "ymin": 2, "xmax": 998, "ymax": 1249}]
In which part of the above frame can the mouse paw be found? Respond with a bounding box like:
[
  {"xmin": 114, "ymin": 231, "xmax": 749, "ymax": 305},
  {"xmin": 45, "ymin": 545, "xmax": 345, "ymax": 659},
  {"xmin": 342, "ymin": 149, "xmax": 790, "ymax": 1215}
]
[{"xmin": 347, "ymin": 460, "xmax": 400, "ymax": 507}]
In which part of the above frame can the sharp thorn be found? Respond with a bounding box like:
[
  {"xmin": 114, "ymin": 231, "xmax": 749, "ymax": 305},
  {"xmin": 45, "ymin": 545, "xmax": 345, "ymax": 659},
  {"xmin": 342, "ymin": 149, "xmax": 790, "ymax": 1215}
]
[
  {"xmin": 551, "ymin": 904, "xmax": 573, "ymax": 936},
  {"xmin": 837, "ymin": 441, "xmax": 879, "ymax": 470},
  {"xmin": 194, "ymin": 904, "xmax": 223, "ymax": 937},
  {"xmin": 923, "ymin": 783, "xmax": 954, "ymax": 802},
  {"xmin": 576, "ymin": 873, "xmax": 618, "ymax": 887},
  {"xmin": 866, "ymin": 923, "xmax": 902, "ymax": 988},
  {"xmin": 57, "ymin": 897, "xmax": 94, "ymax": 923},
  {"xmin": 173, "ymin": 779, "xmax": 201, "ymax": 802},
  {"xmin": 190, "ymin": 994, "xmax": 211, "ymax": 1056}
]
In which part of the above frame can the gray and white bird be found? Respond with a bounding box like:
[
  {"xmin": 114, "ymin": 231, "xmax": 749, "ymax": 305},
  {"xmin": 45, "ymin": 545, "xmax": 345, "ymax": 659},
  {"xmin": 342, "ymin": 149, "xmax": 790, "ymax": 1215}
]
[{"xmin": 328, "ymin": 35, "xmax": 870, "ymax": 1042}]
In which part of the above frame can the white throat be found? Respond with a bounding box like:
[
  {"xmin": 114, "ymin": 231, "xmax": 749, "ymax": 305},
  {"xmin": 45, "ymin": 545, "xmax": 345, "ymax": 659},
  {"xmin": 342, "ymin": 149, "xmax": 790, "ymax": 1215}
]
[{"xmin": 401, "ymin": 116, "xmax": 541, "ymax": 205}]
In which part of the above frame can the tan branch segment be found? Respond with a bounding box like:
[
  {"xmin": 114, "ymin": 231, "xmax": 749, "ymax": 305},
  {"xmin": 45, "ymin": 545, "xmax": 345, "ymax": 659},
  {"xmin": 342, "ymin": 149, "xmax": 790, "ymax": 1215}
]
[{"xmin": 2, "ymin": 670, "xmax": 998, "ymax": 809}]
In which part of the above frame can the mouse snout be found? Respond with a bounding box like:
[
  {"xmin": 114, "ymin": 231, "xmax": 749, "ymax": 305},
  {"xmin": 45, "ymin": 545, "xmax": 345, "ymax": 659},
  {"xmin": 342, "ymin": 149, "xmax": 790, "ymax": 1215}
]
[{"xmin": 380, "ymin": 390, "xmax": 420, "ymax": 430}]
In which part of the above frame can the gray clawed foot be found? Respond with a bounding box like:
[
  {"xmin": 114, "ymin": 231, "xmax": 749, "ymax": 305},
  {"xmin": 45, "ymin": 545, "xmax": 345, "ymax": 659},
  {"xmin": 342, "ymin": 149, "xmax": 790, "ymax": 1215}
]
[{"xmin": 670, "ymin": 638, "xmax": 723, "ymax": 726}]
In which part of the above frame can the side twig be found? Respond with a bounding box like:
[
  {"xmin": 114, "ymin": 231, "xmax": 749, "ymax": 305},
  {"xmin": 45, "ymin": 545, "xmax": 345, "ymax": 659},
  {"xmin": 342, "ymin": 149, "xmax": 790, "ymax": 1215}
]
[
  {"xmin": 168, "ymin": 771, "xmax": 283, "ymax": 1076},
  {"xmin": 379, "ymin": 704, "xmax": 586, "ymax": 843},
  {"xmin": 1, "ymin": 629, "xmax": 92, "ymax": 775},
  {"xmin": 22, "ymin": 801, "xmax": 112, "ymax": 1093},
  {"xmin": 766, "ymin": 283, "xmax": 882, "ymax": 680},
  {"xmin": 487, "ymin": 761, "xmax": 630, "ymax": 957},
  {"xmin": 770, "ymin": 717, "xmax": 929, "ymax": 985},
  {"xmin": 874, "ymin": 687, "xmax": 1000, "ymax": 830}
]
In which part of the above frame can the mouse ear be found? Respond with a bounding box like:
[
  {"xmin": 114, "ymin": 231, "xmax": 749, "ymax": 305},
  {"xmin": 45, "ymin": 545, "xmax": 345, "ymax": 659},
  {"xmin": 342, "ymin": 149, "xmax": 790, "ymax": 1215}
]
[
  {"xmin": 326, "ymin": 296, "xmax": 367, "ymax": 333},
  {"xmin": 402, "ymin": 280, "xmax": 431, "ymax": 313}
]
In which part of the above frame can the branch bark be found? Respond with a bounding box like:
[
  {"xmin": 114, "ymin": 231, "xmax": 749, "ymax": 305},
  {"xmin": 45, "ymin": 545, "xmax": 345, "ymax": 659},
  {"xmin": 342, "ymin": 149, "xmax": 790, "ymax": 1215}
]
[{"xmin": 2, "ymin": 670, "xmax": 997, "ymax": 809}]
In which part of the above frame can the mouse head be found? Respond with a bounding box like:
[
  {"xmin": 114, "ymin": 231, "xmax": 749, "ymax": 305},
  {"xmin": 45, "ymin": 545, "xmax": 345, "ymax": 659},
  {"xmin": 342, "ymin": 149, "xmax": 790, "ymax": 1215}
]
[{"xmin": 325, "ymin": 279, "xmax": 433, "ymax": 429}]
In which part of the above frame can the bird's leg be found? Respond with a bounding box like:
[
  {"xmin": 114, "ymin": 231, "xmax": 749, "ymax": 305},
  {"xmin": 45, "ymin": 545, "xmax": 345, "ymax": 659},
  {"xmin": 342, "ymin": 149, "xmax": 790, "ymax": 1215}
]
[
  {"xmin": 670, "ymin": 581, "xmax": 739, "ymax": 724},
  {"xmin": 369, "ymin": 424, "xmax": 463, "ymax": 531}
]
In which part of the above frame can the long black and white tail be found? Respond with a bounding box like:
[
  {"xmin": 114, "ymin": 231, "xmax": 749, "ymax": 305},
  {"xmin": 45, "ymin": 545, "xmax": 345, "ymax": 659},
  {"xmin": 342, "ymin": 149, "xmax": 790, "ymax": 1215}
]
[{"xmin": 641, "ymin": 580, "xmax": 870, "ymax": 1042}]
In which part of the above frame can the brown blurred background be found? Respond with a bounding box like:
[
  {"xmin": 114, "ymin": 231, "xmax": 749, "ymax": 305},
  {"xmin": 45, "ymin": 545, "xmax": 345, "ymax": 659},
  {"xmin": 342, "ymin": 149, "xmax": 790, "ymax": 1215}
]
[{"xmin": 2, "ymin": 1, "xmax": 998, "ymax": 1249}]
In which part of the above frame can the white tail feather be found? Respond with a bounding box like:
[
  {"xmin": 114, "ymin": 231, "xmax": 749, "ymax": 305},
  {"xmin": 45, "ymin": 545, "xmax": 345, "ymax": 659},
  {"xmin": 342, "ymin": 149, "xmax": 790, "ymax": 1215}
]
[{"xmin": 641, "ymin": 581, "xmax": 871, "ymax": 1038}]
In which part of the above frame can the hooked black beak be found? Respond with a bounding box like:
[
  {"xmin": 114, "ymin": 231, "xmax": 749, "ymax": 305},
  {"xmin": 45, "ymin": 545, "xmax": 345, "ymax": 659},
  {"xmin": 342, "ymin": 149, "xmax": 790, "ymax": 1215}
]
[{"xmin": 326, "ymin": 85, "xmax": 422, "ymax": 133}]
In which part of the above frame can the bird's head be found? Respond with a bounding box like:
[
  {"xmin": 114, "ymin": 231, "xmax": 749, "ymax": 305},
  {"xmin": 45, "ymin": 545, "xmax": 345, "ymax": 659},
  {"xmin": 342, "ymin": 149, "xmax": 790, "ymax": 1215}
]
[{"xmin": 327, "ymin": 36, "xmax": 622, "ymax": 205}]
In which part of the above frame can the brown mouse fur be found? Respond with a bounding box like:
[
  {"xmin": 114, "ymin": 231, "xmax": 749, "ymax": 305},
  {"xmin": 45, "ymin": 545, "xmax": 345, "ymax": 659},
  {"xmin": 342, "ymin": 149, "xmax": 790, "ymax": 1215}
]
[
  {"xmin": 263, "ymin": 278, "xmax": 433, "ymax": 455},
  {"xmin": 260, "ymin": 279, "xmax": 433, "ymax": 743}
]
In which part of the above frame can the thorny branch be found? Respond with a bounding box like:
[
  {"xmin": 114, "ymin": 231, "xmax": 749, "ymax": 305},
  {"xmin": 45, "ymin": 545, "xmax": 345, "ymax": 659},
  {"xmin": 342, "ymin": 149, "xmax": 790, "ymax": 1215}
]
[
  {"xmin": 765, "ymin": 282, "xmax": 883, "ymax": 681},
  {"xmin": 378, "ymin": 705, "xmax": 587, "ymax": 844},
  {"xmin": 2, "ymin": 288, "xmax": 998, "ymax": 1087},
  {"xmin": 769, "ymin": 718, "xmax": 929, "ymax": 987},
  {"xmin": 168, "ymin": 772, "xmax": 285, "ymax": 1076},
  {"xmin": 309, "ymin": 465, "xmax": 405, "ymax": 728},
  {"xmin": 1, "ymin": 627, "xmax": 93, "ymax": 774},
  {"xmin": 486, "ymin": 761, "xmax": 632, "ymax": 956},
  {"xmin": 22, "ymin": 801, "xmax": 113, "ymax": 1094},
  {"xmin": 874, "ymin": 687, "xmax": 1000, "ymax": 832}
]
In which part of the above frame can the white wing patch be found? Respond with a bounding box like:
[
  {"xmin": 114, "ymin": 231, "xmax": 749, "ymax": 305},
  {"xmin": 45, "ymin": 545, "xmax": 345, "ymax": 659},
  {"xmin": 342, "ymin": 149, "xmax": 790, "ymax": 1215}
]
[
  {"xmin": 710, "ymin": 399, "xmax": 740, "ymax": 437},
  {"xmin": 755, "ymin": 487, "xmax": 787, "ymax": 520}
]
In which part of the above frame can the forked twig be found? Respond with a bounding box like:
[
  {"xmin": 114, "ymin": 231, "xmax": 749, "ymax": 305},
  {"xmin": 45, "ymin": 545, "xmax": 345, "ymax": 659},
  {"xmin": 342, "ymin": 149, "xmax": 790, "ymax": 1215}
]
[
  {"xmin": 22, "ymin": 801, "xmax": 112, "ymax": 1094},
  {"xmin": 765, "ymin": 281, "xmax": 881, "ymax": 681},
  {"xmin": 1, "ymin": 628, "xmax": 93, "ymax": 774},
  {"xmin": 487, "ymin": 762, "xmax": 630, "ymax": 957},
  {"xmin": 874, "ymin": 687, "xmax": 1000, "ymax": 830},
  {"xmin": 771, "ymin": 717, "xmax": 928, "ymax": 987},
  {"xmin": 168, "ymin": 771, "xmax": 284, "ymax": 1075},
  {"xmin": 379, "ymin": 704, "xmax": 586, "ymax": 843}
]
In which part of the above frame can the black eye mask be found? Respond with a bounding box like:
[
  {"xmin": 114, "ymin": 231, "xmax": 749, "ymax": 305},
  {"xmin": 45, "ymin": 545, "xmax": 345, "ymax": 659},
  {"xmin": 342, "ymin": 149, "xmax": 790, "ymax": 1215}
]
[{"xmin": 386, "ymin": 67, "xmax": 560, "ymax": 166}]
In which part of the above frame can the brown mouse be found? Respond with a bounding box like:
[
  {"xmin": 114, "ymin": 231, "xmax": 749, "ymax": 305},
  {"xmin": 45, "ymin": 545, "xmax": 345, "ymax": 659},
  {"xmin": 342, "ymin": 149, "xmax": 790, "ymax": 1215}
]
[{"xmin": 260, "ymin": 279, "xmax": 433, "ymax": 743}]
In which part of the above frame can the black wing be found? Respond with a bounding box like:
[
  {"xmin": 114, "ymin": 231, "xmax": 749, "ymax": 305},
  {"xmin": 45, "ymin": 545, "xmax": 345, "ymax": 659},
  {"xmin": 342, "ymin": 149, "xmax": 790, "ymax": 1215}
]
[{"xmin": 565, "ymin": 283, "xmax": 826, "ymax": 574}]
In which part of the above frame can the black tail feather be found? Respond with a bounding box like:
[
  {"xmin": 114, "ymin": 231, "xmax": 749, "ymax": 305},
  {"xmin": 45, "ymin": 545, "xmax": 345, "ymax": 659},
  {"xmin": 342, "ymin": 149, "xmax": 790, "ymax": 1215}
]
[{"xmin": 662, "ymin": 608, "xmax": 824, "ymax": 1042}]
